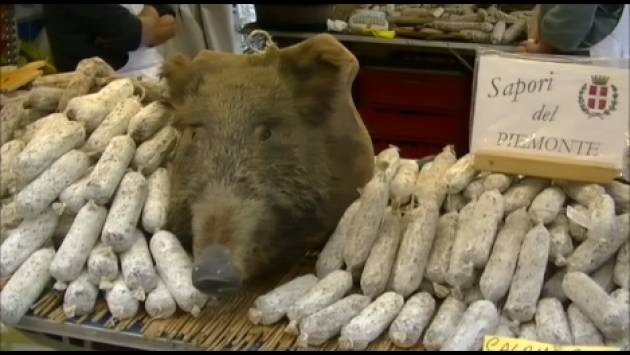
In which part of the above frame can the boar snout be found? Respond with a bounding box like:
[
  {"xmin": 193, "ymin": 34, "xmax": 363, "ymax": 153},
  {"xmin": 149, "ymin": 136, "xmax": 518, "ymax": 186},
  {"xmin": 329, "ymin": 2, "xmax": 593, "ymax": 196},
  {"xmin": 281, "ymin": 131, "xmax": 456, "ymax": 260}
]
[{"xmin": 192, "ymin": 246, "xmax": 242, "ymax": 294}]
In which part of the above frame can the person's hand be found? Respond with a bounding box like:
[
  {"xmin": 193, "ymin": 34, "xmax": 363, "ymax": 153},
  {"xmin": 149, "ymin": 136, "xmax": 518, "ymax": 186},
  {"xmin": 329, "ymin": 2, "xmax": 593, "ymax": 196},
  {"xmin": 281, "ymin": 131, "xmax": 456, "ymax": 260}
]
[
  {"xmin": 138, "ymin": 5, "xmax": 176, "ymax": 47},
  {"xmin": 158, "ymin": 14, "xmax": 176, "ymax": 26},
  {"xmin": 139, "ymin": 6, "xmax": 160, "ymax": 47},
  {"xmin": 517, "ymin": 39, "xmax": 557, "ymax": 54},
  {"xmin": 139, "ymin": 5, "xmax": 160, "ymax": 20}
]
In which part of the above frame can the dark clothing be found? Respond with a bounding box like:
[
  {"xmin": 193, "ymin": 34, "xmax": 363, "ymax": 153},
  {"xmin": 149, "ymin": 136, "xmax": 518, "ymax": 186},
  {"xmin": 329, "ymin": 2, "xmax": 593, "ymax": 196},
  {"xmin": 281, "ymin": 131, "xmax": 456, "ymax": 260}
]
[
  {"xmin": 43, "ymin": 4, "xmax": 175, "ymax": 72},
  {"xmin": 539, "ymin": 4, "xmax": 624, "ymax": 52}
]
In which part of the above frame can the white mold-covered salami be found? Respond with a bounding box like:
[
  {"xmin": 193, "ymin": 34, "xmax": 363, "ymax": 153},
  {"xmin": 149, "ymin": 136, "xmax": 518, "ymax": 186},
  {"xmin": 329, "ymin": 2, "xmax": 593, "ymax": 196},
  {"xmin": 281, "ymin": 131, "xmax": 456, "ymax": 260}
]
[
  {"xmin": 432, "ymin": 280, "xmax": 451, "ymax": 300},
  {"xmin": 504, "ymin": 223, "xmax": 550, "ymax": 322},
  {"xmin": 503, "ymin": 177, "xmax": 549, "ymax": 213},
  {"xmin": 567, "ymin": 203, "xmax": 589, "ymax": 242},
  {"xmin": 441, "ymin": 300, "xmax": 500, "ymax": 351},
  {"xmin": 463, "ymin": 178, "xmax": 485, "ymax": 201},
  {"xmin": 548, "ymin": 214, "xmax": 574, "ymax": 267},
  {"xmin": 591, "ymin": 258, "xmax": 616, "ymax": 293},
  {"xmin": 18, "ymin": 112, "xmax": 66, "ymax": 147},
  {"xmin": 611, "ymin": 288, "xmax": 629, "ymax": 306},
  {"xmin": 24, "ymin": 86, "xmax": 64, "ymax": 111},
  {"xmin": 426, "ymin": 212, "xmax": 459, "ymax": 285},
  {"xmin": 127, "ymin": 101, "xmax": 171, "ymax": 142},
  {"xmin": 120, "ymin": 230, "xmax": 157, "ymax": 301},
  {"xmin": 249, "ymin": 274, "xmax": 318, "ymax": 325},
  {"xmin": 376, "ymin": 145, "xmax": 401, "ymax": 182},
  {"xmin": 84, "ymin": 135, "xmax": 136, "ymax": 205},
  {"xmin": 563, "ymin": 271, "xmax": 629, "ymax": 340},
  {"xmin": 141, "ymin": 167, "xmax": 170, "ymax": 234},
  {"xmin": 15, "ymin": 118, "xmax": 85, "ymax": 184},
  {"xmin": 316, "ymin": 200, "xmax": 360, "ymax": 279},
  {"xmin": 529, "ymin": 186, "xmax": 566, "ymax": 224},
  {"xmin": 15, "ymin": 149, "xmax": 90, "ymax": 219},
  {"xmin": 491, "ymin": 20, "xmax": 506, "ymax": 43},
  {"xmin": 466, "ymin": 189, "xmax": 505, "ymax": 267},
  {"xmin": 149, "ymin": 231, "xmax": 209, "ymax": 316},
  {"xmin": 343, "ymin": 171, "xmax": 389, "ymax": 275},
  {"xmin": 339, "ymin": 291, "xmax": 405, "ymax": 351},
  {"xmin": 105, "ymin": 276, "xmax": 139, "ymax": 320},
  {"xmin": 63, "ymin": 271, "xmax": 98, "ymax": 318},
  {"xmin": 415, "ymin": 145, "xmax": 457, "ymax": 207},
  {"xmin": 58, "ymin": 168, "xmax": 93, "ymax": 214},
  {"xmin": 542, "ymin": 271, "xmax": 568, "ymax": 305},
  {"xmin": 52, "ymin": 211, "xmax": 75, "ymax": 248},
  {"xmin": 361, "ymin": 207, "xmax": 402, "ymax": 298},
  {"xmin": 494, "ymin": 315, "xmax": 518, "ymax": 338},
  {"xmin": 132, "ymin": 125, "xmax": 179, "ymax": 176},
  {"xmin": 390, "ymin": 159, "xmax": 419, "ymax": 206},
  {"xmin": 388, "ymin": 292, "xmax": 436, "ymax": 348},
  {"xmin": 588, "ymin": 193, "xmax": 619, "ymax": 239},
  {"xmin": 483, "ymin": 173, "xmax": 513, "ymax": 193},
  {"xmin": 567, "ymin": 212, "xmax": 628, "ymax": 274},
  {"xmin": 614, "ymin": 241, "xmax": 629, "ymax": 289},
  {"xmin": 567, "ymin": 303, "xmax": 604, "ymax": 346},
  {"xmin": 0, "ymin": 139, "xmax": 24, "ymax": 197},
  {"xmin": 607, "ymin": 296, "xmax": 628, "ymax": 353},
  {"xmin": 606, "ymin": 180, "xmax": 630, "ymax": 214},
  {"xmin": 391, "ymin": 201, "xmax": 440, "ymax": 297},
  {"xmin": 83, "ymin": 97, "xmax": 141, "ymax": 154},
  {"xmin": 418, "ymin": 161, "xmax": 432, "ymax": 180},
  {"xmin": 56, "ymin": 71, "xmax": 92, "ymax": 112},
  {"xmin": 134, "ymin": 77, "xmax": 168, "ymax": 103},
  {"xmin": 462, "ymin": 283, "xmax": 484, "ymax": 305},
  {"xmin": 502, "ymin": 19, "xmax": 526, "ymax": 43},
  {"xmin": 49, "ymin": 200, "xmax": 107, "ymax": 286},
  {"xmin": 286, "ymin": 270, "xmax": 353, "ymax": 335},
  {"xmin": 444, "ymin": 154, "xmax": 476, "ymax": 194},
  {"xmin": 543, "ymin": 263, "xmax": 616, "ymax": 303},
  {"xmin": 145, "ymin": 277, "xmax": 176, "ymax": 319},
  {"xmin": 0, "ymin": 248, "xmax": 55, "ymax": 325},
  {"xmin": 423, "ymin": 296, "xmax": 467, "ymax": 350},
  {"xmin": 0, "ymin": 100, "xmax": 23, "ymax": 146},
  {"xmin": 560, "ymin": 182, "xmax": 606, "ymax": 208},
  {"xmin": 0, "ymin": 207, "xmax": 59, "ymax": 277},
  {"xmin": 0, "ymin": 200, "xmax": 22, "ymax": 243},
  {"xmin": 65, "ymin": 78, "xmax": 135, "ymax": 132},
  {"xmin": 480, "ymin": 207, "xmax": 531, "ymax": 302},
  {"xmin": 535, "ymin": 298, "xmax": 572, "ymax": 345},
  {"xmin": 101, "ymin": 171, "xmax": 147, "ymax": 253},
  {"xmin": 87, "ymin": 242, "xmax": 118, "ymax": 289},
  {"xmin": 31, "ymin": 71, "xmax": 80, "ymax": 89},
  {"xmin": 518, "ymin": 322, "xmax": 538, "ymax": 341},
  {"xmin": 57, "ymin": 58, "xmax": 115, "ymax": 111},
  {"xmin": 297, "ymin": 294, "xmax": 371, "ymax": 348},
  {"xmin": 21, "ymin": 108, "xmax": 52, "ymax": 128},
  {"xmin": 447, "ymin": 201, "xmax": 477, "ymax": 288},
  {"xmin": 75, "ymin": 57, "xmax": 115, "ymax": 78},
  {"xmin": 444, "ymin": 193, "xmax": 467, "ymax": 213}
]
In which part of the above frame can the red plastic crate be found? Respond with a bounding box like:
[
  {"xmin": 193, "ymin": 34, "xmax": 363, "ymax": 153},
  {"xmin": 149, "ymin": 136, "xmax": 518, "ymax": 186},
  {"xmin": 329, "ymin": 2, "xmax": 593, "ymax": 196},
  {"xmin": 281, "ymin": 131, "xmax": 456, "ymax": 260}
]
[
  {"xmin": 354, "ymin": 66, "xmax": 472, "ymax": 159},
  {"xmin": 355, "ymin": 67, "xmax": 471, "ymax": 111},
  {"xmin": 358, "ymin": 106, "xmax": 467, "ymax": 143}
]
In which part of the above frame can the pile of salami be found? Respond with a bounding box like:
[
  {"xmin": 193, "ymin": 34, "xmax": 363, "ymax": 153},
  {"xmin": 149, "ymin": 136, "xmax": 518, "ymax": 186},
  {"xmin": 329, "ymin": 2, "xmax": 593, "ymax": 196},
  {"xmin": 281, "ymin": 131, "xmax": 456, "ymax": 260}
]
[
  {"xmin": 250, "ymin": 145, "xmax": 630, "ymax": 350},
  {"xmin": 366, "ymin": 4, "xmax": 533, "ymax": 44},
  {"xmin": 0, "ymin": 57, "xmax": 209, "ymax": 327}
]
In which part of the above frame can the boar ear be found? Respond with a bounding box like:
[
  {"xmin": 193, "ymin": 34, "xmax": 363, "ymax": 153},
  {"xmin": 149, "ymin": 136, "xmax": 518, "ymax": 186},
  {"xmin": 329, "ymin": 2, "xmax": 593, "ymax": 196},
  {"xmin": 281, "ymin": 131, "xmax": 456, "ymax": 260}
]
[
  {"xmin": 161, "ymin": 53, "xmax": 205, "ymax": 105},
  {"xmin": 278, "ymin": 34, "xmax": 359, "ymax": 124}
]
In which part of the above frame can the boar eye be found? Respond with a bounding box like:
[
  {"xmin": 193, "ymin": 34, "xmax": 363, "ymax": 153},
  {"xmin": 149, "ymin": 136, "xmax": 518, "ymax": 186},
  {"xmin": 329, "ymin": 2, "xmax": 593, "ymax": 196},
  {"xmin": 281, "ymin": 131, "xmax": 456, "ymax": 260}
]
[{"xmin": 256, "ymin": 125, "xmax": 272, "ymax": 142}]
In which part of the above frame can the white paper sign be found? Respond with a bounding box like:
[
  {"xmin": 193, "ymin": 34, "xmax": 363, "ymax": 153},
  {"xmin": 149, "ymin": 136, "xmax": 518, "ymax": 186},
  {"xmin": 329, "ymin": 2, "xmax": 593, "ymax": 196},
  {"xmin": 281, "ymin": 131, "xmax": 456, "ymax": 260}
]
[{"xmin": 471, "ymin": 53, "xmax": 629, "ymax": 169}]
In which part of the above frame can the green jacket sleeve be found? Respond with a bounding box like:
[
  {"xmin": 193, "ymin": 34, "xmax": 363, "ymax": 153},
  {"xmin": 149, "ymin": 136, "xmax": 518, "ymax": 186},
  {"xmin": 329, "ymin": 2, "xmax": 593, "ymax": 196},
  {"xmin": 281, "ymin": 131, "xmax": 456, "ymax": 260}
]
[{"xmin": 539, "ymin": 4, "xmax": 598, "ymax": 52}]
